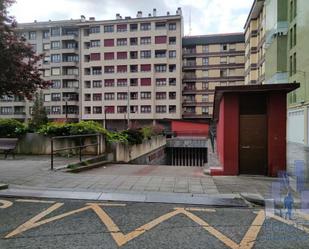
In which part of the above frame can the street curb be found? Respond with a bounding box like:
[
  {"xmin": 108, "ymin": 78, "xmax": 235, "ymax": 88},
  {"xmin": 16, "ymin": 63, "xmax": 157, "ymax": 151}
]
[
  {"xmin": 0, "ymin": 186, "xmax": 248, "ymax": 207},
  {"xmin": 0, "ymin": 183, "xmax": 9, "ymax": 190}
]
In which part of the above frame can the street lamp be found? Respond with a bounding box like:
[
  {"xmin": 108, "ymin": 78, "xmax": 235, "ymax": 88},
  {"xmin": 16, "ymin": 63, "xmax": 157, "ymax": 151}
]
[{"xmin": 63, "ymin": 96, "xmax": 69, "ymax": 121}]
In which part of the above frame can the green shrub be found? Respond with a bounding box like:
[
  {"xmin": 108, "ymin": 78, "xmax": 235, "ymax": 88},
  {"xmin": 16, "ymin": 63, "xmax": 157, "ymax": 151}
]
[
  {"xmin": 106, "ymin": 131, "xmax": 129, "ymax": 144},
  {"xmin": 123, "ymin": 129, "xmax": 144, "ymax": 145},
  {"xmin": 0, "ymin": 119, "xmax": 27, "ymax": 138},
  {"xmin": 141, "ymin": 126, "xmax": 153, "ymax": 140}
]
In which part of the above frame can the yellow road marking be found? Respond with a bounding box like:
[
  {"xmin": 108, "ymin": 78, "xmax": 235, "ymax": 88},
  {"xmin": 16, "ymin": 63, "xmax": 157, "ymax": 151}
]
[
  {"xmin": 15, "ymin": 199, "xmax": 55, "ymax": 204},
  {"xmin": 90, "ymin": 203, "xmax": 182, "ymax": 247},
  {"xmin": 181, "ymin": 208, "xmax": 239, "ymax": 249},
  {"xmin": 184, "ymin": 207, "xmax": 216, "ymax": 212},
  {"xmin": 86, "ymin": 203, "xmax": 126, "ymax": 207},
  {"xmin": 0, "ymin": 200, "xmax": 13, "ymax": 209},
  {"xmin": 239, "ymin": 210, "xmax": 265, "ymax": 249}
]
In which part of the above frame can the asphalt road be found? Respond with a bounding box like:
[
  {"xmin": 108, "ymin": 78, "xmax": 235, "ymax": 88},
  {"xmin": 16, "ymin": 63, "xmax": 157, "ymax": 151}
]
[{"xmin": 0, "ymin": 198, "xmax": 309, "ymax": 249}]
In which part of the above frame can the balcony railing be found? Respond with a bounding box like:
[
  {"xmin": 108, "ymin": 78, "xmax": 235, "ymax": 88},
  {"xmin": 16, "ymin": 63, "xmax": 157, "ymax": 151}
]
[
  {"xmin": 183, "ymin": 74, "xmax": 197, "ymax": 79},
  {"xmin": 183, "ymin": 61, "xmax": 196, "ymax": 67},
  {"xmin": 183, "ymin": 49, "xmax": 196, "ymax": 55}
]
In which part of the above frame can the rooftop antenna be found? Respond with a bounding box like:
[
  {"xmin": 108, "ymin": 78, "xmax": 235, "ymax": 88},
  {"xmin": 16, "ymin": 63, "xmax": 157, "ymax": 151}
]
[{"xmin": 189, "ymin": 7, "xmax": 192, "ymax": 36}]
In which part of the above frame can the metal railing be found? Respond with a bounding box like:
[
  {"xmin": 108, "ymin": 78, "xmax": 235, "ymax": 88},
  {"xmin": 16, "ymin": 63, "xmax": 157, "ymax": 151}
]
[{"xmin": 50, "ymin": 133, "xmax": 102, "ymax": 170}]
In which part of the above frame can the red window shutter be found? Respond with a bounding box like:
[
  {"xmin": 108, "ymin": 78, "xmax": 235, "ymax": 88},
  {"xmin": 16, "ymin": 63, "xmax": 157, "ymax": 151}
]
[
  {"xmin": 141, "ymin": 64, "xmax": 151, "ymax": 72},
  {"xmin": 104, "ymin": 52, "xmax": 114, "ymax": 60},
  {"xmin": 141, "ymin": 78, "xmax": 151, "ymax": 86},
  {"xmin": 105, "ymin": 106, "xmax": 115, "ymax": 113},
  {"xmin": 90, "ymin": 53, "xmax": 100, "ymax": 61},
  {"xmin": 104, "ymin": 39, "xmax": 114, "ymax": 47},
  {"xmin": 117, "ymin": 65, "xmax": 127, "ymax": 73},
  {"xmin": 117, "ymin": 52, "xmax": 127, "ymax": 59},
  {"xmin": 155, "ymin": 36, "xmax": 167, "ymax": 44}
]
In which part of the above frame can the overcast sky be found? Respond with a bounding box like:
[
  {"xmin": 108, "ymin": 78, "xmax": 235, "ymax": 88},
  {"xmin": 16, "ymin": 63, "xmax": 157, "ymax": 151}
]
[{"xmin": 9, "ymin": 0, "xmax": 254, "ymax": 35}]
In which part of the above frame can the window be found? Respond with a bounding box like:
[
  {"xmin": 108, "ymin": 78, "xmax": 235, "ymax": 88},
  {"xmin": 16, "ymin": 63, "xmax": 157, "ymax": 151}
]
[
  {"xmin": 90, "ymin": 53, "xmax": 101, "ymax": 61},
  {"xmin": 169, "ymin": 78, "xmax": 176, "ymax": 86},
  {"xmin": 293, "ymin": 52, "xmax": 297, "ymax": 75},
  {"xmin": 51, "ymin": 106, "xmax": 61, "ymax": 114},
  {"xmin": 43, "ymin": 56, "xmax": 50, "ymax": 64},
  {"xmin": 130, "ymin": 23, "xmax": 138, "ymax": 32},
  {"xmin": 202, "ymin": 82, "xmax": 208, "ymax": 90},
  {"xmin": 51, "ymin": 80, "xmax": 61, "ymax": 89},
  {"xmin": 202, "ymin": 70, "xmax": 209, "ymax": 77},
  {"xmin": 65, "ymin": 68, "xmax": 78, "ymax": 75},
  {"xmin": 169, "ymin": 92, "xmax": 176, "ymax": 100},
  {"xmin": 293, "ymin": 24, "xmax": 297, "ymax": 47},
  {"xmin": 117, "ymin": 52, "xmax": 127, "ymax": 60},
  {"xmin": 169, "ymin": 37, "xmax": 176, "ymax": 45},
  {"xmin": 51, "ymin": 93, "xmax": 61, "ymax": 101},
  {"xmin": 90, "ymin": 26, "xmax": 100, "ymax": 34},
  {"xmin": 169, "ymin": 105, "xmax": 176, "ymax": 113},
  {"xmin": 140, "ymin": 78, "xmax": 151, "ymax": 86},
  {"xmin": 117, "ymin": 65, "xmax": 127, "ymax": 73},
  {"xmin": 130, "ymin": 51, "xmax": 138, "ymax": 59},
  {"xmin": 169, "ymin": 50, "xmax": 176, "ymax": 58},
  {"xmin": 117, "ymin": 24, "xmax": 127, "ymax": 32},
  {"xmin": 201, "ymin": 94, "xmax": 208, "ymax": 102},
  {"xmin": 84, "ymin": 107, "xmax": 91, "ymax": 114},
  {"xmin": 156, "ymin": 92, "xmax": 166, "ymax": 100},
  {"xmin": 130, "ymin": 37, "xmax": 138, "ymax": 46},
  {"xmin": 141, "ymin": 106, "xmax": 151, "ymax": 113},
  {"xmin": 105, "ymin": 106, "xmax": 115, "ymax": 113},
  {"xmin": 51, "ymin": 27, "xmax": 60, "ymax": 37},
  {"xmin": 229, "ymin": 56, "xmax": 235, "ymax": 64},
  {"xmin": 43, "ymin": 30, "xmax": 49, "ymax": 39},
  {"xmin": 130, "ymin": 78, "xmax": 138, "ymax": 86},
  {"xmin": 84, "ymin": 81, "xmax": 91, "ymax": 88},
  {"xmin": 117, "ymin": 38, "xmax": 127, "ymax": 46},
  {"xmin": 221, "ymin": 44, "xmax": 228, "ymax": 51},
  {"xmin": 155, "ymin": 64, "xmax": 166, "ymax": 72},
  {"xmin": 155, "ymin": 50, "xmax": 166, "ymax": 58},
  {"xmin": 90, "ymin": 40, "xmax": 100, "ymax": 47},
  {"xmin": 44, "ymin": 94, "xmax": 51, "ymax": 102},
  {"xmin": 220, "ymin": 57, "xmax": 227, "ymax": 64},
  {"xmin": 169, "ymin": 64, "xmax": 176, "ymax": 72},
  {"xmin": 92, "ymin": 67, "xmax": 102, "ymax": 75},
  {"xmin": 141, "ymin": 50, "xmax": 151, "ymax": 59},
  {"xmin": 104, "ymin": 66, "xmax": 114, "ymax": 74},
  {"xmin": 0, "ymin": 107, "xmax": 13, "ymax": 115},
  {"xmin": 104, "ymin": 93, "xmax": 115, "ymax": 100},
  {"xmin": 202, "ymin": 45, "xmax": 209, "ymax": 53},
  {"xmin": 117, "ymin": 106, "xmax": 127, "ymax": 114},
  {"xmin": 140, "ymin": 64, "xmax": 151, "ymax": 72},
  {"xmin": 29, "ymin": 31, "xmax": 36, "ymax": 40},
  {"xmin": 44, "ymin": 69, "xmax": 50, "ymax": 77},
  {"xmin": 155, "ymin": 22, "xmax": 166, "ymax": 30},
  {"xmin": 202, "ymin": 58, "xmax": 209, "ymax": 65},
  {"xmin": 141, "ymin": 92, "xmax": 151, "ymax": 99},
  {"xmin": 156, "ymin": 105, "xmax": 166, "ymax": 113},
  {"xmin": 202, "ymin": 107, "xmax": 209, "ymax": 114},
  {"xmin": 117, "ymin": 92, "xmax": 128, "ymax": 100},
  {"xmin": 105, "ymin": 79, "xmax": 114, "ymax": 87},
  {"xmin": 156, "ymin": 78, "xmax": 166, "ymax": 86},
  {"xmin": 168, "ymin": 23, "xmax": 176, "ymax": 30},
  {"xmin": 104, "ymin": 52, "xmax": 114, "ymax": 60},
  {"xmin": 140, "ymin": 23, "xmax": 151, "ymax": 31},
  {"xmin": 155, "ymin": 36, "xmax": 167, "ymax": 44},
  {"xmin": 93, "ymin": 93, "xmax": 102, "ymax": 101},
  {"xmin": 130, "ymin": 106, "xmax": 138, "ymax": 113},
  {"xmin": 51, "ymin": 67, "xmax": 60, "ymax": 75},
  {"xmin": 228, "ymin": 69, "xmax": 235, "ymax": 76},
  {"xmin": 117, "ymin": 79, "xmax": 127, "ymax": 86},
  {"xmin": 141, "ymin": 37, "xmax": 151, "ymax": 45},
  {"xmin": 104, "ymin": 39, "xmax": 114, "ymax": 47},
  {"xmin": 229, "ymin": 44, "xmax": 236, "ymax": 51},
  {"xmin": 93, "ymin": 80, "xmax": 102, "ymax": 88},
  {"xmin": 43, "ymin": 43, "xmax": 50, "ymax": 51},
  {"xmin": 220, "ymin": 69, "xmax": 227, "ymax": 77},
  {"xmin": 130, "ymin": 92, "xmax": 138, "ymax": 100},
  {"xmin": 51, "ymin": 41, "xmax": 60, "ymax": 49},
  {"xmin": 63, "ymin": 80, "xmax": 78, "ymax": 88},
  {"xmin": 130, "ymin": 65, "xmax": 138, "ymax": 72},
  {"xmin": 93, "ymin": 106, "xmax": 102, "ymax": 114},
  {"xmin": 51, "ymin": 54, "xmax": 61, "ymax": 63}
]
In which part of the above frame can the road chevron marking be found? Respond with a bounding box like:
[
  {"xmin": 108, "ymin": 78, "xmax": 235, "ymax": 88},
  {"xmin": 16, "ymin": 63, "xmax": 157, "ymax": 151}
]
[
  {"xmin": 5, "ymin": 202, "xmax": 266, "ymax": 249},
  {"xmin": 0, "ymin": 200, "xmax": 13, "ymax": 209}
]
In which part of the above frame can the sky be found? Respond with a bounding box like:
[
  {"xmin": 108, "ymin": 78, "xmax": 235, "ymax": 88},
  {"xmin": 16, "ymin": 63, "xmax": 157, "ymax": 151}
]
[{"xmin": 9, "ymin": 0, "xmax": 254, "ymax": 36}]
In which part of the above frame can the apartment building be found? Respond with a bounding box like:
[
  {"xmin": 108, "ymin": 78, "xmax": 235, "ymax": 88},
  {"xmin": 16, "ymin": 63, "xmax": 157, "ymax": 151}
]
[
  {"xmin": 79, "ymin": 9, "xmax": 183, "ymax": 129},
  {"xmin": 244, "ymin": 0, "xmax": 266, "ymax": 85},
  {"xmin": 0, "ymin": 20, "xmax": 81, "ymax": 121},
  {"xmin": 182, "ymin": 34, "xmax": 245, "ymax": 121}
]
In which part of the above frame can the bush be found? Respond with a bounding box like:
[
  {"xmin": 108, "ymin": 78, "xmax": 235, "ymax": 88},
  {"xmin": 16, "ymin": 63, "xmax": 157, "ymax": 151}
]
[
  {"xmin": 0, "ymin": 119, "xmax": 27, "ymax": 138},
  {"xmin": 38, "ymin": 121, "xmax": 106, "ymax": 137},
  {"xmin": 123, "ymin": 129, "xmax": 144, "ymax": 145},
  {"xmin": 106, "ymin": 131, "xmax": 128, "ymax": 144}
]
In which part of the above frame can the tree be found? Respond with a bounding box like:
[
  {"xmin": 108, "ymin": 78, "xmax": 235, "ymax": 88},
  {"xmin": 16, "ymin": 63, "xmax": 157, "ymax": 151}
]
[
  {"xmin": 29, "ymin": 91, "xmax": 48, "ymax": 130},
  {"xmin": 0, "ymin": 0, "xmax": 49, "ymax": 99}
]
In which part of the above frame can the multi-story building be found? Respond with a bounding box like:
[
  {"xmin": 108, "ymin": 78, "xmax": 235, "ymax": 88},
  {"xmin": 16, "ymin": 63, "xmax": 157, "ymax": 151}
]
[
  {"xmin": 244, "ymin": 0, "xmax": 266, "ymax": 85},
  {"xmin": 0, "ymin": 20, "xmax": 81, "ymax": 121},
  {"xmin": 79, "ymin": 9, "xmax": 183, "ymax": 129},
  {"xmin": 182, "ymin": 34, "xmax": 245, "ymax": 121}
]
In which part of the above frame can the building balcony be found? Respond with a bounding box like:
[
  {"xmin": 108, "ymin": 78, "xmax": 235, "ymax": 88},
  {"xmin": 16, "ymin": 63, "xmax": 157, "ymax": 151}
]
[
  {"xmin": 61, "ymin": 61, "xmax": 79, "ymax": 67},
  {"xmin": 183, "ymin": 74, "xmax": 197, "ymax": 79},
  {"xmin": 61, "ymin": 34, "xmax": 79, "ymax": 41},
  {"xmin": 183, "ymin": 49, "xmax": 196, "ymax": 55}
]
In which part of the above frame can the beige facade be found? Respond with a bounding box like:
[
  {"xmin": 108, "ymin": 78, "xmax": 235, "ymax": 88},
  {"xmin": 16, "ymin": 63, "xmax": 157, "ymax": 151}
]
[
  {"xmin": 244, "ymin": 0, "xmax": 266, "ymax": 85},
  {"xmin": 182, "ymin": 34, "xmax": 245, "ymax": 120},
  {"xmin": 0, "ymin": 20, "xmax": 81, "ymax": 121},
  {"xmin": 79, "ymin": 11, "xmax": 183, "ymax": 128}
]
